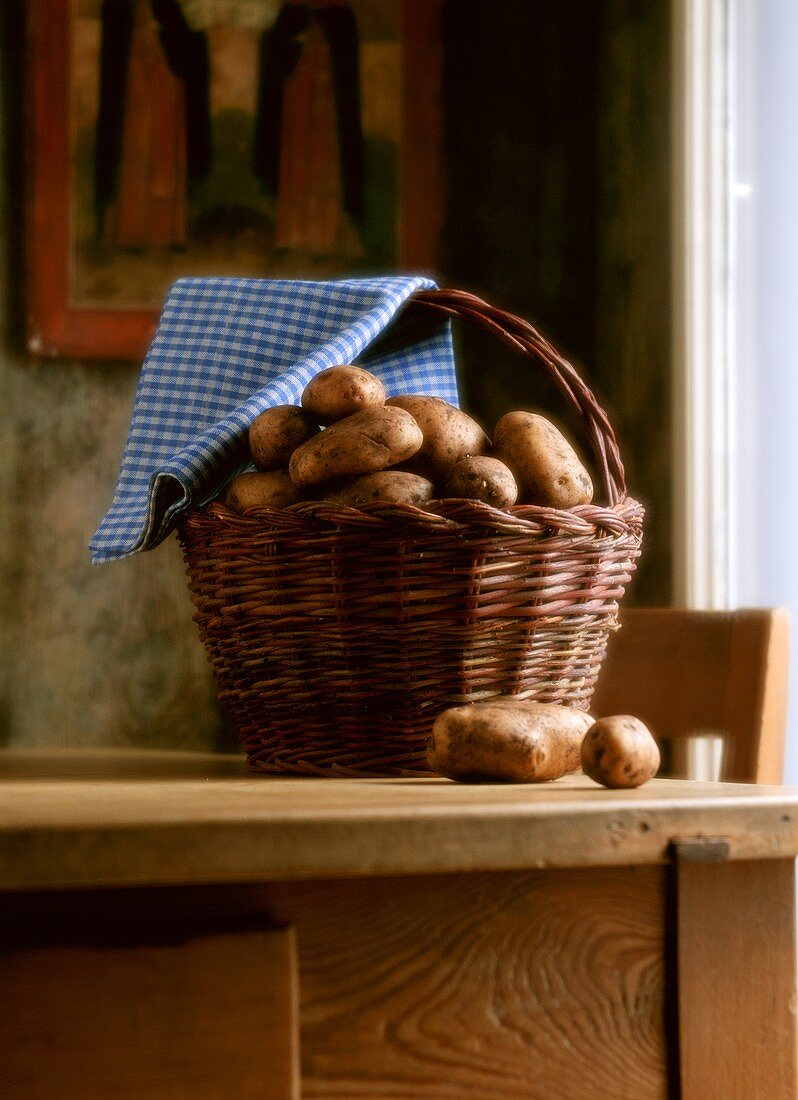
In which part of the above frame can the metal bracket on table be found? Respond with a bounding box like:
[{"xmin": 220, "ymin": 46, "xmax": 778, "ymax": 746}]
[{"xmin": 669, "ymin": 837, "xmax": 731, "ymax": 862}]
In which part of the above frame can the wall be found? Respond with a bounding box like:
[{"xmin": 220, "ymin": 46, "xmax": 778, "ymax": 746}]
[
  {"xmin": 0, "ymin": 7, "xmax": 222, "ymax": 749},
  {"xmin": 441, "ymin": 0, "xmax": 672, "ymax": 607}
]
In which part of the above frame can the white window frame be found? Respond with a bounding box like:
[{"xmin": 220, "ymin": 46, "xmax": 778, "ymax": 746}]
[
  {"xmin": 671, "ymin": 0, "xmax": 737, "ymax": 779},
  {"xmin": 671, "ymin": 0, "xmax": 736, "ymax": 612}
]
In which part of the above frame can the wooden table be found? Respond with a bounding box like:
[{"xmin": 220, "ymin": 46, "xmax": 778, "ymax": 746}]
[{"xmin": 1, "ymin": 750, "xmax": 796, "ymax": 1100}]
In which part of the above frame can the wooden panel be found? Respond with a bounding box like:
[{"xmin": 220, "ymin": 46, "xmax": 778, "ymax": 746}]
[
  {"xmin": 594, "ymin": 0, "xmax": 673, "ymax": 606},
  {"xmin": 593, "ymin": 609, "xmax": 733, "ymax": 737},
  {"xmin": 2, "ymin": 754, "xmax": 798, "ymax": 888},
  {"xmin": 440, "ymin": 0, "xmax": 672, "ymax": 605},
  {"xmin": 440, "ymin": 0, "xmax": 602, "ymax": 441},
  {"xmin": 265, "ymin": 867, "xmax": 669, "ymax": 1099},
  {"xmin": 0, "ymin": 923, "xmax": 300, "ymax": 1100},
  {"xmin": 676, "ymin": 854, "xmax": 798, "ymax": 1100},
  {"xmin": 0, "ymin": 748, "xmax": 247, "ymax": 781},
  {"xmin": 724, "ymin": 607, "xmax": 790, "ymax": 784},
  {"xmin": 592, "ymin": 608, "xmax": 790, "ymax": 784}
]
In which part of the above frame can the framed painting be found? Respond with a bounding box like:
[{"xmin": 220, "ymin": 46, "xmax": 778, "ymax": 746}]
[{"xmin": 25, "ymin": 0, "xmax": 443, "ymax": 359}]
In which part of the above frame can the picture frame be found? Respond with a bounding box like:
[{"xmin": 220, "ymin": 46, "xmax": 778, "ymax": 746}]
[{"xmin": 25, "ymin": 0, "xmax": 443, "ymax": 360}]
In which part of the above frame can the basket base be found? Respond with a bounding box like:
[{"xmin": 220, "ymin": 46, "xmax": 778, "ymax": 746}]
[{"xmin": 179, "ymin": 496, "xmax": 643, "ymax": 780}]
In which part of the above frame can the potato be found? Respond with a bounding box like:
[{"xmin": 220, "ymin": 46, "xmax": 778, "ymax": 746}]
[
  {"xmin": 224, "ymin": 471, "xmax": 302, "ymax": 512},
  {"xmin": 289, "ymin": 407, "xmax": 423, "ymax": 487},
  {"xmin": 445, "ymin": 455, "xmax": 518, "ymax": 508},
  {"xmin": 391, "ymin": 453, "xmax": 439, "ymax": 484},
  {"xmin": 427, "ymin": 700, "xmax": 594, "ymax": 783},
  {"xmin": 580, "ymin": 715, "xmax": 661, "ymax": 789},
  {"xmin": 493, "ymin": 411, "xmax": 593, "ymax": 508},
  {"xmin": 325, "ymin": 471, "xmax": 434, "ymax": 507},
  {"xmin": 302, "ymin": 365, "xmax": 387, "ymax": 424},
  {"xmin": 386, "ymin": 395, "xmax": 489, "ymax": 479},
  {"xmin": 248, "ymin": 405, "xmax": 319, "ymax": 471}
]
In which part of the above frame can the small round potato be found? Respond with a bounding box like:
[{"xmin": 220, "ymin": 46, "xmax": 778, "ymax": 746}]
[
  {"xmin": 427, "ymin": 700, "xmax": 594, "ymax": 783},
  {"xmin": 325, "ymin": 471, "xmax": 434, "ymax": 507},
  {"xmin": 224, "ymin": 471, "xmax": 303, "ymax": 512},
  {"xmin": 248, "ymin": 405, "xmax": 319, "ymax": 471},
  {"xmin": 445, "ymin": 455, "xmax": 518, "ymax": 508},
  {"xmin": 581, "ymin": 715, "xmax": 661, "ymax": 789},
  {"xmin": 493, "ymin": 411, "xmax": 593, "ymax": 508},
  {"xmin": 302, "ymin": 365, "xmax": 387, "ymax": 424},
  {"xmin": 386, "ymin": 395, "xmax": 490, "ymax": 479},
  {"xmin": 289, "ymin": 407, "xmax": 423, "ymax": 487}
]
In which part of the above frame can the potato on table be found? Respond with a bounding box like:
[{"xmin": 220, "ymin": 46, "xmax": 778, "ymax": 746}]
[
  {"xmin": 224, "ymin": 471, "xmax": 302, "ymax": 512},
  {"xmin": 427, "ymin": 700, "xmax": 594, "ymax": 783},
  {"xmin": 581, "ymin": 715, "xmax": 660, "ymax": 788},
  {"xmin": 289, "ymin": 406, "xmax": 423, "ymax": 488},
  {"xmin": 302, "ymin": 365, "xmax": 387, "ymax": 424},
  {"xmin": 325, "ymin": 471, "xmax": 434, "ymax": 507},
  {"xmin": 493, "ymin": 411, "xmax": 593, "ymax": 508},
  {"xmin": 386, "ymin": 395, "xmax": 489, "ymax": 480},
  {"xmin": 248, "ymin": 405, "xmax": 319, "ymax": 471},
  {"xmin": 445, "ymin": 455, "xmax": 518, "ymax": 508}
]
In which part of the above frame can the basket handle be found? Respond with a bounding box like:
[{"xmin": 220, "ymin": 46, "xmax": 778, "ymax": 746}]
[{"xmin": 406, "ymin": 288, "xmax": 628, "ymax": 507}]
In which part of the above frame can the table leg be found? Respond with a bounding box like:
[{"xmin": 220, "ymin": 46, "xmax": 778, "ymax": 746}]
[{"xmin": 676, "ymin": 853, "xmax": 798, "ymax": 1100}]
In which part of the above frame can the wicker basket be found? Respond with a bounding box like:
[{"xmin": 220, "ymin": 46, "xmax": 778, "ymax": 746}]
[{"xmin": 178, "ymin": 289, "xmax": 643, "ymax": 777}]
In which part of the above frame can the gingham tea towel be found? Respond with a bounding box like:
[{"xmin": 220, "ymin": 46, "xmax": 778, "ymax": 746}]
[{"xmin": 90, "ymin": 275, "xmax": 457, "ymax": 563}]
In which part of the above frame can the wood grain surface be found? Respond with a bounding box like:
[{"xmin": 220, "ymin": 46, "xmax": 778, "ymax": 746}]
[
  {"xmin": 265, "ymin": 867, "xmax": 668, "ymax": 1099},
  {"xmin": 2, "ymin": 752, "xmax": 798, "ymax": 889},
  {"xmin": 676, "ymin": 854, "xmax": 798, "ymax": 1100},
  {"xmin": 593, "ymin": 608, "xmax": 789, "ymax": 784},
  {"xmin": 3, "ymin": 854, "xmax": 795, "ymax": 1098},
  {"xmin": 0, "ymin": 922, "xmax": 299, "ymax": 1100}
]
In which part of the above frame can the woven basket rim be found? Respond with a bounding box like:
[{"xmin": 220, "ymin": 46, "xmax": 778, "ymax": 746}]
[{"xmin": 185, "ymin": 494, "xmax": 644, "ymax": 540}]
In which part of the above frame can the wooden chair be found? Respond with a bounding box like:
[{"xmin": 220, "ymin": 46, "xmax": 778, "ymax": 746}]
[{"xmin": 591, "ymin": 608, "xmax": 790, "ymax": 783}]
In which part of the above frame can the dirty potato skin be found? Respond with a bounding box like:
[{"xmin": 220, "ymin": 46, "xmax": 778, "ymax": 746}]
[
  {"xmin": 427, "ymin": 700, "xmax": 594, "ymax": 783},
  {"xmin": 289, "ymin": 407, "xmax": 423, "ymax": 487},
  {"xmin": 493, "ymin": 411, "xmax": 593, "ymax": 508},
  {"xmin": 386, "ymin": 395, "xmax": 489, "ymax": 479},
  {"xmin": 325, "ymin": 471, "xmax": 434, "ymax": 507},
  {"xmin": 302, "ymin": 365, "xmax": 387, "ymax": 424},
  {"xmin": 225, "ymin": 471, "xmax": 303, "ymax": 512},
  {"xmin": 248, "ymin": 405, "xmax": 320, "ymax": 470},
  {"xmin": 580, "ymin": 715, "xmax": 661, "ymax": 788},
  {"xmin": 445, "ymin": 455, "xmax": 518, "ymax": 508}
]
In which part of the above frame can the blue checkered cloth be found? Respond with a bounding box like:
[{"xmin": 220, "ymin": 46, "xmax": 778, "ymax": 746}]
[{"xmin": 90, "ymin": 275, "xmax": 457, "ymax": 563}]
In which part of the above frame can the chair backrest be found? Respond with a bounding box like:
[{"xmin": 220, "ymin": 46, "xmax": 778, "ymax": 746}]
[{"xmin": 591, "ymin": 608, "xmax": 790, "ymax": 783}]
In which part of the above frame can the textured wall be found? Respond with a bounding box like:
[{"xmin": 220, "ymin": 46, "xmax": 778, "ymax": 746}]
[
  {"xmin": 0, "ymin": 8, "xmax": 222, "ymax": 749},
  {"xmin": 0, "ymin": 362, "xmax": 222, "ymax": 749},
  {"xmin": 441, "ymin": 0, "xmax": 672, "ymax": 606},
  {"xmin": 594, "ymin": 0, "xmax": 672, "ymax": 606}
]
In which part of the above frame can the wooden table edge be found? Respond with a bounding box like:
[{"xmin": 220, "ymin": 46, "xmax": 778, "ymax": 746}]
[{"xmin": 1, "ymin": 796, "xmax": 797, "ymax": 891}]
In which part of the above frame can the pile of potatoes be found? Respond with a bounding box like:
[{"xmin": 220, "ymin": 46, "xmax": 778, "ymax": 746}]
[
  {"xmin": 223, "ymin": 364, "xmax": 594, "ymax": 512},
  {"xmin": 427, "ymin": 701, "xmax": 661, "ymax": 789}
]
